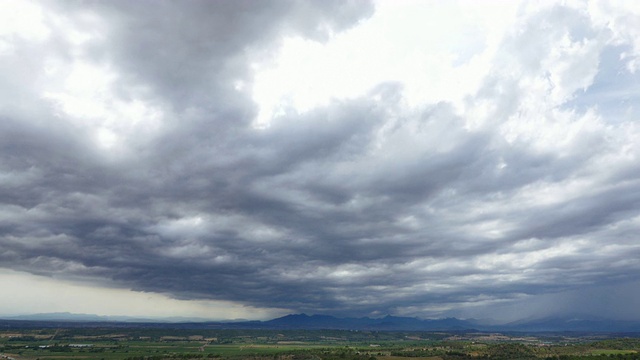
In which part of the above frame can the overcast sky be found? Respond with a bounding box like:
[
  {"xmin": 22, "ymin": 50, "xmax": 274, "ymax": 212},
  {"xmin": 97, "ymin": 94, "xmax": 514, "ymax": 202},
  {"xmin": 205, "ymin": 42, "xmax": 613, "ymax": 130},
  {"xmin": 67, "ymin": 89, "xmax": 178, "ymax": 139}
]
[{"xmin": 1, "ymin": 0, "xmax": 640, "ymax": 322}]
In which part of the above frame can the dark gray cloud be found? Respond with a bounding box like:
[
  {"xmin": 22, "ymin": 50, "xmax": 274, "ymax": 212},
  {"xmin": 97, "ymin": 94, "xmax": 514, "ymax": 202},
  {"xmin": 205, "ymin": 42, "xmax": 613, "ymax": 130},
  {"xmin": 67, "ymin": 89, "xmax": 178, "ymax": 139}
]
[{"xmin": 1, "ymin": 1, "xmax": 639, "ymax": 320}]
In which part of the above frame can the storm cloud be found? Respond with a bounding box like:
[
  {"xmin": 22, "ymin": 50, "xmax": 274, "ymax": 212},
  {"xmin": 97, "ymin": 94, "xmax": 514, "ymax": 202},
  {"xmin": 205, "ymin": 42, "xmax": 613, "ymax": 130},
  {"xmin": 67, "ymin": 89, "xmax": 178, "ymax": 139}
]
[{"xmin": 1, "ymin": 0, "xmax": 640, "ymax": 321}]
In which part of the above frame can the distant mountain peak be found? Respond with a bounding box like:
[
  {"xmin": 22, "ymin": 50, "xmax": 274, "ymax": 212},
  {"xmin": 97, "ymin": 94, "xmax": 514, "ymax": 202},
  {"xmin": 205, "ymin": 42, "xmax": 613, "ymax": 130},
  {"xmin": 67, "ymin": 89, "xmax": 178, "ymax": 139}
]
[
  {"xmin": 3, "ymin": 312, "xmax": 640, "ymax": 332},
  {"xmin": 264, "ymin": 313, "xmax": 476, "ymax": 331}
]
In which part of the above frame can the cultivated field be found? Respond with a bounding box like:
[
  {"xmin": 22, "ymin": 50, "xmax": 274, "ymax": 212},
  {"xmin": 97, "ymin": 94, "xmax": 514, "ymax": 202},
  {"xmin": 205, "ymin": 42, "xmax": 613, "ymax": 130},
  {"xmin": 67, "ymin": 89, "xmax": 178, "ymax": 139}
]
[{"xmin": 1, "ymin": 328, "xmax": 639, "ymax": 360}]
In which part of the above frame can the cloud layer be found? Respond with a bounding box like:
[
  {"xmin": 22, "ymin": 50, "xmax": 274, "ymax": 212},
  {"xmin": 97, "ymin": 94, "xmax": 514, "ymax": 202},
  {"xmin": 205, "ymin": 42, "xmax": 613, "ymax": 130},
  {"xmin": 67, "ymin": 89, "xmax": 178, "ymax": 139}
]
[{"xmin": 1, "ymin": 0, "xmax": 639, "ymax": 320}]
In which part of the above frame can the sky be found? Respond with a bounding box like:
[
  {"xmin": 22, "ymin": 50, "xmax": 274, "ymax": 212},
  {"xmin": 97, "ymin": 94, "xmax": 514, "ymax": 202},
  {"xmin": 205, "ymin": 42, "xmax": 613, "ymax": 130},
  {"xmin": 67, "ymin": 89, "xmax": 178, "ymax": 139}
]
[{"xmin": 1, "ymin": 0, "xmax": 640, "ymax": 323}]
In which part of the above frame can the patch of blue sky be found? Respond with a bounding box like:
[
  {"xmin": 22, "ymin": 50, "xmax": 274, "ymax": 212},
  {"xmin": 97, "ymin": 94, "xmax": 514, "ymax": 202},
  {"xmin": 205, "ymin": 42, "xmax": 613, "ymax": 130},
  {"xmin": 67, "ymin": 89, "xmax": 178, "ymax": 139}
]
[{"xmin": 564, "ymin": 45, "xmax": 640, "ymax": 124}]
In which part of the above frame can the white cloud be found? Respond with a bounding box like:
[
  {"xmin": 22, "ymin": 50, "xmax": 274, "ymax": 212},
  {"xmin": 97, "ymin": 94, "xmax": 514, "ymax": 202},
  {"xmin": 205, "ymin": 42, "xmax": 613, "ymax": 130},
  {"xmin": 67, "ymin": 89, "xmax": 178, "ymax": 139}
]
[
  {"xmin": 0, "ymin": 0, "xmax": 49, "ymax": 43},
  {"xmin": 251, "ymin": 0, "xmax": 523, "ymax": 127}
]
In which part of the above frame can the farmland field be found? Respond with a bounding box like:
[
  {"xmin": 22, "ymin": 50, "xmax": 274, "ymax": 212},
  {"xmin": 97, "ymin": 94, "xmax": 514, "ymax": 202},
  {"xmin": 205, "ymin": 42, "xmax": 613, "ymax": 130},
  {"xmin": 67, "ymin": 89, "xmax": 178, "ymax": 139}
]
[{"xmin": 1, "ymin": 327, "xmax": 640, "ymax": 360}]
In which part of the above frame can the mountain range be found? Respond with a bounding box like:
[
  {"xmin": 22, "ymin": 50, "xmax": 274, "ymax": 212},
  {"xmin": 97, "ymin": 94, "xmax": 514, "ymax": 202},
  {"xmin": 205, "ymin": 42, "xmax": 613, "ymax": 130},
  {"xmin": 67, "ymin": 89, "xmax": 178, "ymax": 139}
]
[
  {"xmin": 263, "ymin": 314, "xmax": 474, "ymax": 331},
  {"xmin": 1, "ymin": 312, "xmax": 209, "ymax": 323},
  {"xmin": 2, "ymin": 312, "xmax": 640, "ymax": 332}
]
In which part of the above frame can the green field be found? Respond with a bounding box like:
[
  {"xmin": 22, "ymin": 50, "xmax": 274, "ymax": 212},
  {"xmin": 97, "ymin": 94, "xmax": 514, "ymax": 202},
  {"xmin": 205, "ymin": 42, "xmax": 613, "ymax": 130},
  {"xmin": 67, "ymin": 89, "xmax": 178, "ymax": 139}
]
[
  {"xmin": 1, "ymin": 328, "xmax": 640, "ymax": 360},
  {"xmin": 590, "ymin": 349, "xmax": 637, "ymax": 355}
]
